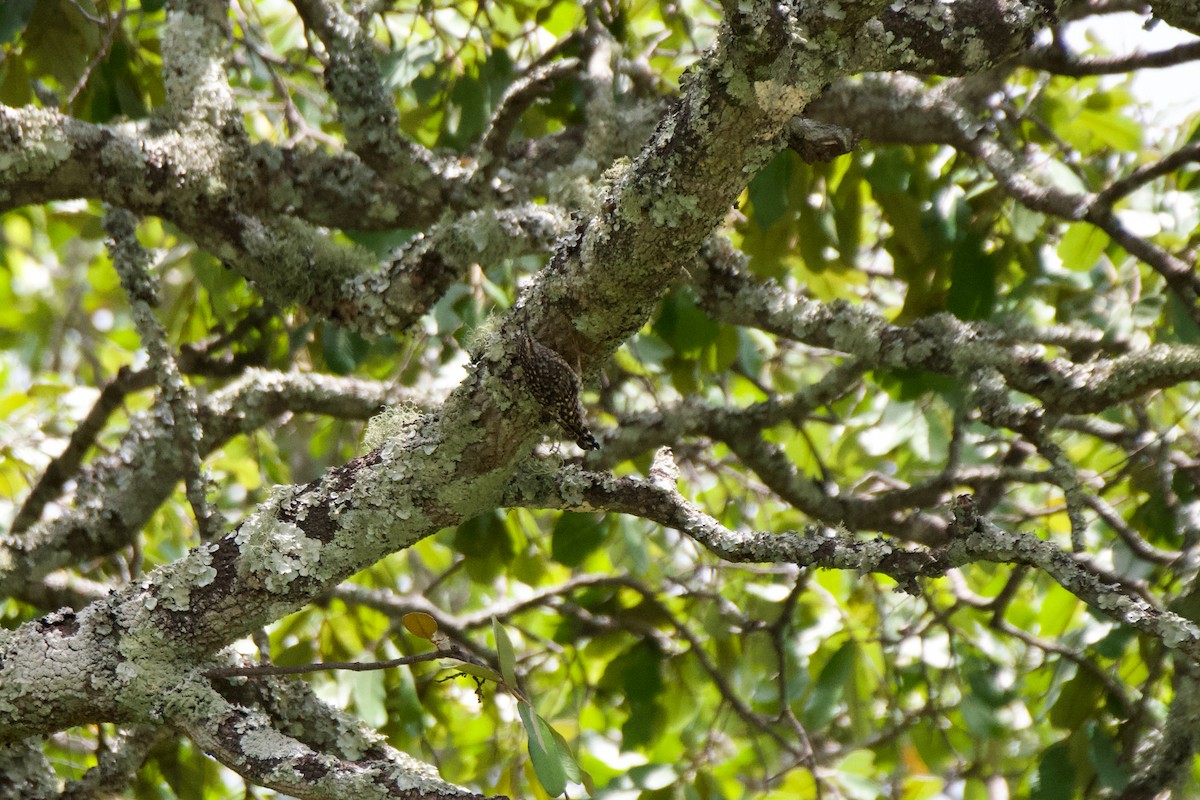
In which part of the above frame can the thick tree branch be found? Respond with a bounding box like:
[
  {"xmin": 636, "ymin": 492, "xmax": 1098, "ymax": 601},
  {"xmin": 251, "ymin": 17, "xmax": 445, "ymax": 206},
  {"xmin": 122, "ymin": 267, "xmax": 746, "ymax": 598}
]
[
  {"xmin": 289, "ymin": 0, "xmax": 450, "ymax": 211},
  {"xmin": 1148, "ymin": 0, "xmax": 1200, "ymax": 35},
  {"xmin": 0, "ymin": 106, "xmax": 441, "ymax": 232},
  {"xmin": 0, "ymin": 739, "xmax": 59, "ymax": 800},
  {"xmin": 171, "ymin": 679, "xmax": 484, "ymax": 800},
  {"xmin": 693, "ymin": 238, "xmax": 1200, "ymax": 414},
  {"xmin": 504, "ymin": 458, "xmax": 1200, "ymax": 663},
  {"xmin": 1, "ymin": 371, "xmax": 423, "ymax": 600}
]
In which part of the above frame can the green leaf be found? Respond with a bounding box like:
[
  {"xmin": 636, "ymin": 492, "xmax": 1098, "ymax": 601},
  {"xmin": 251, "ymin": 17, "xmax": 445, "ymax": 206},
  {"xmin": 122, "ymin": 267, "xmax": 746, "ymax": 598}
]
[
  {"xmin": 20, "ymin": 0, "xmax": 99, "ymax": 86},
  {"xmin": 321, "ymin": 324, "xmax": 370, "ymax": 374},
  {"xmin": 960, "ymin": 694, "xmax": 1002, "ymax": 739},
  {"xmin": 444, "ymin": 51, "xmax": 513, "ymax": 149},
  {"xmin": 875, "ymin": 368, "xmax": 960, "ymax": 402},
  {"xmin": 964, "ymin": 661, "xmax": 1009, "ymax": 708},
  {"xmin": 1169, "ymin": 294, "xmax": 1200, "ymax": 343},
  {"xmin": 601, "ymin": 641, "xmax": 664, "ymax": 703},
  {"xmin": 804, "ymin": 640, "xmax": 856, "ymax": 728},
  {"xmin": 85, "ymin": 39, "xmax": 151, "ymax": 122},
  {"xmin": 344, "ymin": 227, "xmax": 418, "ymax": 256},
  {"xmin": 551, "ymin": 512, "xmax": 606, "ymax": 567},
  {"xmin": 349, "ymin": 668, "xmax": 387, "ymax": 729},
  {"xmin": 447, "ymin": 660, "xmax": 506, "ymax": 686},
  {"xmin": 1078, "ymin": 108, "xmax": 1142, "ymax": 151},
  {"xmin": 747, "ymin": 150, "xmax": 795, "ymax": 229},
  {"xmin": 0, "ymin": 52, "xmax": 33, "ymax": 105},
  {"xmin": 864, "ymin": 147, "xmax": 912, "ymax": 194},
  {"xmin": 382, "ymin": 39, "xmax": 440, "ymax": 92},
  {"xmin": 0, "ymin": 391, "xmax": 30, "ymax": 419},
  {"xmin": 1010, "ymin": 205, "xmax": 1046, "ymax": 244},
  {"xmin": 0, "ymin": 0, "xmax": 35, "ymax": 45},
  {"xmin": 1037, "ymin": 583, "xmax": 1081, "ymax": 639},
  {"xmin": 1048, "ymin": 673, "xmax": 1103, "ymax": 729},
  {"xmin": 1031, "ymin": 741, "xmax": 1075, "ymax": 800},
  {"xmin": 452, "ymin": 511, "xmax": 516, "ymax": 582},
  {"xmin": 493, "ymin": 618, "xmax": 517, "ymax": 690},
  {"xmin": 1085, "ymin": 722, "xmax": 1130, "ymax": 791},
  {"xmin": 878, "ymin": 189, "xmax": 929, "ymax": 262},
  {"xmin": 599, "ymin": 640, "xmax": 666, "ymax": 748},
  {"xmin": 654, "ymin": 290, "xmax": 719, "ymax": 356},
  {"xmin": 1042, "ymin": 160, "xmax": 1088, "ymax": 194},
  {"xmin": 1057, "ymin": 224, "xmax": 1109, "ymax": 272},
  {"xmin": 518, "ymin": 702, "xmax": 569, "ymax": 796},
  {"xmin": 910, "ymin": 719, "xmax": 952, "ymax": 773},
  {"xmin": 1130, "ymin": 490, "xmax": 1180, "ymax": 549},
  {"xmin": 1093, "ymin": 625, "xmax": 1135, "ymax": 659},
  {"xmin": 710, "ymin": 324, "xmax": 741, "ymax": 372},
  {"xmin": 547, "ymin": 724, "xmax": 584, "ymax": 784},
  {"xmin": 832, "ymin": 159, "xmax": 864, "ymax": 262},
  {"xmin": 946, "ymin": 233, "xmax": 996, "ymax": 321}
]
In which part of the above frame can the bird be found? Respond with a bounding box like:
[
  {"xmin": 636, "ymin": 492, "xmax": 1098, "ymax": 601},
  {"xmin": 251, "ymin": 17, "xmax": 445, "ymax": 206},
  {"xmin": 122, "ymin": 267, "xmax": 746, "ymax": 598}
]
[{"xmin": 515, "ymin": 328, "xmax": 600, "ymax": 450}]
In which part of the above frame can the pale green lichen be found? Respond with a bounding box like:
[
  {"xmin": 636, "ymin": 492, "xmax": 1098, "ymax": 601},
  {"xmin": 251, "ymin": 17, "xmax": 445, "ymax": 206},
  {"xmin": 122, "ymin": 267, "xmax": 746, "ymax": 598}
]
[
  {"xmin": 157, "ymin": 543, "xmax": 219, "ymax": 612},
  {"xmin": 465, "ymin": 313, "xmax": 505, "ymax": 362},
  {"xmin": 157, "ymin": 677, "xmax": 238, "ymax": 733},
  {"xmin": 1160, "ymin": 614, "xmax": 1200, "ymax": 649},
  {"xmin": 239, "ymin": 214, "xmax": 372, "ymax": 304},
  {"xmin": 161, "ymin": 11, "xmax": 236, "ymax": 128},
  {"xmin": 599, "ymin": 157, "xmax": 633, "ymax": 194},
  {"xmin": 555, "ymin": 464, "xmax": 593, "ymax": 508},
  {"xmin": 234, "ymin": 488, "xmax": 324, "ymax": 592},
  {"xmin": 242, "ymin": 723, "xmax": 306, "ymax": 760},
  {"xmin": 752, "ymin": 80, "xmax": 810, "ymax": 117},
  {"xmin": 648, "ymin": 194, "xmax": 702, "ymax": 229},
  {"xmin": 336, "ymin": 726, "xmax": 375, "ymax": 760},
  {"xmin": 260, "ymin": 522, "xmax": 322, "ymax": 593},
  {"xmin": 441, "ymin": 464, "xmax": 513, "ymax": 519},
  {"xmin": 363, "ymin": 404, "xmax": 424, "ymax": 451},
  {"xmin": 0, "ymin": 108, "xmax": 70, "ymax": 181}
]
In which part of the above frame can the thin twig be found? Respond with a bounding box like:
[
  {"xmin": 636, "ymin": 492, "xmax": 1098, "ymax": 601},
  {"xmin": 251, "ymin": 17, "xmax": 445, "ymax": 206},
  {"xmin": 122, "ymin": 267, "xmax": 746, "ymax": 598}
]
[{"xmin": 206, "ymin": 649, "xmax": 451, "ymax": 679}]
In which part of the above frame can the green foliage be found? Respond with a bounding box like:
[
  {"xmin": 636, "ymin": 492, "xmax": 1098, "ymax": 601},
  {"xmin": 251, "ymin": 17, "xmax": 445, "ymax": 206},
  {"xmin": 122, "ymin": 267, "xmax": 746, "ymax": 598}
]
[
  {"xmin": 3, "ymin": 0, "xmax": 1199, "ymax": 798},
  {"xmin": 550, "ymin": 511, "xmax": 606, "ymax": 567},
  {"xmin": 454, "ymin": 511, "xmax": 517, "ymax": 582}
]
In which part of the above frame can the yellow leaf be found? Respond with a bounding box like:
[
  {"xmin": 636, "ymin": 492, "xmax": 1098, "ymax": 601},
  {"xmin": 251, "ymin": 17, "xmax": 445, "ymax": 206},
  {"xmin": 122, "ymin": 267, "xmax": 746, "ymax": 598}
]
[{"xmin": 402, "ymin": 612, "xmax": 439, "ymax": 640}]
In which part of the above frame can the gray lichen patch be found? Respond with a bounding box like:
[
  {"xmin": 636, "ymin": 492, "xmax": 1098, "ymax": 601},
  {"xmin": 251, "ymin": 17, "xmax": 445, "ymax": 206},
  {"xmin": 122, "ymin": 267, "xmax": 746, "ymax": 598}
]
[
  {"xmin": 362, "ymin": 404, "xmax": 424, "ymax": 451},
  {"xmin": 0, "ymin": 108, "xmax": 73, "ymax": 189},
  {"xmin": 234, "ymin": 488, "xmax": 324, "ymax": 593},
  {"xmin": 237, "ymin": 214, "xmax": 374, "ymax": 307},
  {"xmin": 160, "ymin": 11, "xmax": 238, "ymax": 129},
  {"xmin": 156, "ymin": 543, "xmax": 220, "ymax": 612}
]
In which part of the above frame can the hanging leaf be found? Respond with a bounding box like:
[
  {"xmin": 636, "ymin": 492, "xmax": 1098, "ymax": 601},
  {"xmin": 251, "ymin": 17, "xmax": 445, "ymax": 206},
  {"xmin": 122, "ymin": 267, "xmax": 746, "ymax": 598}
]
[
  {"xmin": 493, "ymin": 617, "xmax": 517, "ymax": 689},
  {"xmin": 518, "ymin": 701, "xmax": 569, "ymax": 797}
]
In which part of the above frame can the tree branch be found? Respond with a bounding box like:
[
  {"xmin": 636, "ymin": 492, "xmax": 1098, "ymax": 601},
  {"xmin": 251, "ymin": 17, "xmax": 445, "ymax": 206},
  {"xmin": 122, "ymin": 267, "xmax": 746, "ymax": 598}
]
[
  {"xmin": 171, "ymin": 679, "xmax": 486, "ymax": 800},
  {"xmin": 289, "ymin": 0, "xmax": 449, "ymax": 211},
  {"xmin": 105, "ymin": 208, "xmax": 218, "ymax": 541},
  {"xmin": 692, "ymin": 238, "xmax": 1200, "ymax": 414},
  {"xmin": 1, "ymin": 371, "xmax": 423, "ymax": 600},
  {"xmin": 504, "ymin": 458, "xmax": 1200, "ymax": 664}
]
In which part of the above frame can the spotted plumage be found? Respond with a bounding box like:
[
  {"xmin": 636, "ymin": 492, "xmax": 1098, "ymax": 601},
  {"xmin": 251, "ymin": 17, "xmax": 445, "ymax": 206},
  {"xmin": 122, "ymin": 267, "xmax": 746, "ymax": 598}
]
[{"xmin": 516, "ymin": 329, "xmax": 600, "ymax": 450}]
